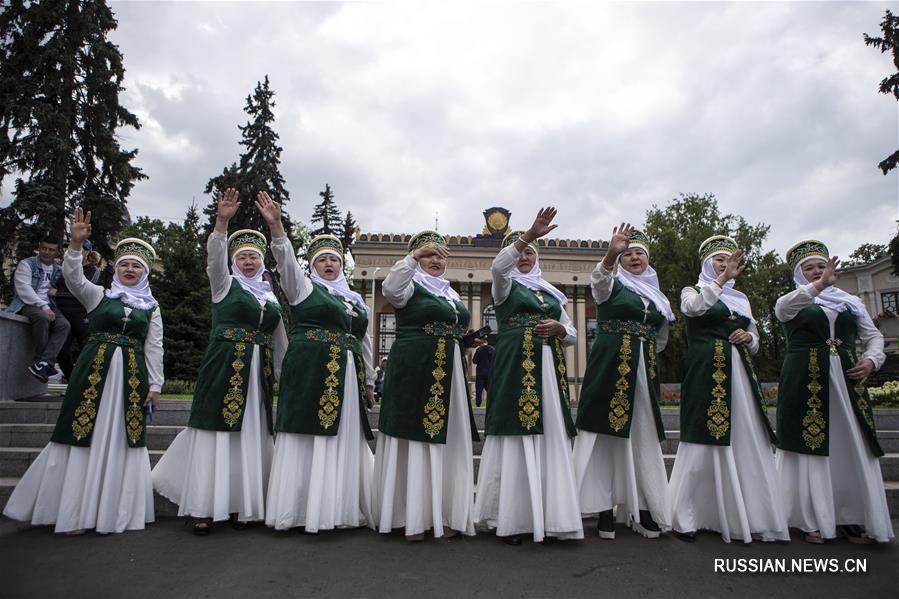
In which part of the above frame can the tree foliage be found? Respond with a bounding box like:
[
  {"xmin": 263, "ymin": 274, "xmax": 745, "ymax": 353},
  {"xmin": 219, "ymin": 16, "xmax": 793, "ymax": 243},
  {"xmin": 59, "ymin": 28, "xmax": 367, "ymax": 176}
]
[
  {"xmin": 846, "ymin": 242, "xmax": 888, "ymax": 265},
  {"xmin": 643, "ymin": 193, "xmax": 793, "ymax": 382},
  {"xmin": 864, "ymin": 9, "xmax": 899, "ymax": 175},
  {"xmin": 310, "ymin": 183, "xmax": 342, "ymax": 237}
]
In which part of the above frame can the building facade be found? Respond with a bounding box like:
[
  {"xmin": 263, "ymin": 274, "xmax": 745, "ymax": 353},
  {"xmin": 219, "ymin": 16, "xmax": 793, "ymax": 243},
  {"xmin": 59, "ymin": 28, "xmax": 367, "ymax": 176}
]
[{"xmin": 835, "ymin": 255, "xmax": 899, "ymax": 355}]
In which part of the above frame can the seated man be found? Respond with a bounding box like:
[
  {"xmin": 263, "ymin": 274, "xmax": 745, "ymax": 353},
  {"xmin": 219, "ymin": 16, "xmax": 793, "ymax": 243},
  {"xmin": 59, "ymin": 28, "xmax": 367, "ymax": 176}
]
[
  {"xmin": 5, "ymin": 236, "xmax": 71, "ymax": 382},
  {"xmin": 53, "ymin": 239, "xmax": 101, "ymax": 381}
]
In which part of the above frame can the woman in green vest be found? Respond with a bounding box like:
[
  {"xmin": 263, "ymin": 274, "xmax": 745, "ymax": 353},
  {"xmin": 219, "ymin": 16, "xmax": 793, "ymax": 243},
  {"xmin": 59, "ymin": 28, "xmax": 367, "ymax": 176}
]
[
  {"xmin": 153, "ymin": 189, "xmax": 286, "ymax": 534},
  {"xmin": 774, "ymin": 241, "xmax": 892, "ymax": 544},
  {"xmin": 4, "ymin": 208, "xmax": 164, "ymax": 534},
  {"xmin": 255, "ymin": 191, "xmax": 377, "ymax": 533},
  {"xmin": 668, "ymin": 235, "xmax": 789, "ymax": 543},
  {"xmin": 573, "ymin": 224, "xmax": 674, "ymax": 540},
  {"xmin": 472, "ymin": 207, "xmax": 583, "ymax": 545},
  {"xmin": 373, "ymin": 230, "xmax": 479, "ymax": 541}
]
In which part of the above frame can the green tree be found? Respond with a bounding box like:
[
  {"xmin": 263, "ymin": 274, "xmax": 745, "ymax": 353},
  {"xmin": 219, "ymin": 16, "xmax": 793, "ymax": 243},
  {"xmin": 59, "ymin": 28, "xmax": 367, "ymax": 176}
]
[
  {"xmin": 846, "ymin": 242, "xmax": 888, "ymax": 265},
  {"xmin": 0, "ymin": 0, "xmax": 145, "ymax": 261},
  {"xmin": 310, "ymin": 183, "xmax": 342, "ymax": 236},
  {"xmin": 340, "ymin": 210, "xmax": 357, "ymax": 251},
  {"xmin": 864, "ymin": 9, "xmax": 899, "ymax": 174},
  {"xmin": 203, "ymin": 76, "xmax": 292, "ymax": 237},
  {"xmin": 643, "ymin": 193, "xmax": 792, "ymax": 382}
]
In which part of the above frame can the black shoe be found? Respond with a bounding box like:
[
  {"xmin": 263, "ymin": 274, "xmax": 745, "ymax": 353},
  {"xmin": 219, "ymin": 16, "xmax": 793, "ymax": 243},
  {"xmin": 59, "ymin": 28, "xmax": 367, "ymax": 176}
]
[
  {"xmin": 46, "ymin": 364, "xmax": 59, "ymax": 378},
  {"xmin": 193, "ymin": 519, "xmax": 212, "ymax": 536},
  {"xmin": 28, "ymin": 361, "xmax": 50, "ymax": 383},
  {"xmin": 632, "ymin": 510, "xmax": 661, "ymax": 539},
  {"xmin": 838, "ymin": 525, "xmax": 872, "ymax": 545},
  {"xmin": 597, "ymin": 509, "xmax": 615, "ymax": 540},
  {"xmin": 674, "ymin": 530, "xmax": 696, "ymax": 543},
  {"xmin": 503, "ymin": 535, "xmax": 523, "ymax": 545}
]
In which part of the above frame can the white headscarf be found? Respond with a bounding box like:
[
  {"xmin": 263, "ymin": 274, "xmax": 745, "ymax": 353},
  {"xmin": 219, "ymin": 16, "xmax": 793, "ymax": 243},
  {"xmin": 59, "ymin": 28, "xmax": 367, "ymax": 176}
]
[
  {"xmin": 511, "ymin": 253, "xmax": 568, "ymax": 306},
  {"xmin": 231, "ymin": 249, "xmax": 278, "ymax": 304},
  {"xmin": 793, "ymin": 257, "xmax": 867, "ymax": 318},
  {"xmin": 310, "ymin": 249, "xmax": 368, "ymax": 313},
  {"xmin": 106, "ymin": 255, "xmax": 159, "ymax": 310},
  {"xmin": 413, "ymin": 265, "xmax": 461, "ymax": 302},
  {"xmin": 696, "ymin": 252, "xmax": 755, "ymax": 323},
  {"xmin": 616, "ymin": 253, "xmax": 675, "ymax": 321}
]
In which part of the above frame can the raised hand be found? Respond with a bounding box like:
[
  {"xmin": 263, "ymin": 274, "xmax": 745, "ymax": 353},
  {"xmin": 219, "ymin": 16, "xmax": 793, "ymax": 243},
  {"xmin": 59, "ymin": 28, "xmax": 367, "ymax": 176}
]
[
  {"xmin": 216, "ymin": 188, "xmax": 239, "ymax": 221},
  {"xmin": 603, "ymin": 222, "xmax": 634, "ymax": 267},
  {"xmin": 721, "ymin": 249, "xmax": 745, "ymax": 282},
  {"xmin": 69, "ymin": 207, "xmax": 92, "ymax": 247},
  {"xmin": 412, "ymin": 243, "xmax": 449, "ymax": 261},
  {"xmin": 524, "ymin": 207, "xmax": 558, "ymax": 242},
  {"xmin": 255, "ymin": 191, "xmax": 286, "ymax": 238},
  {"xmin": 813, "ymin": 256, "xmax": 841, "ymax": 291}
]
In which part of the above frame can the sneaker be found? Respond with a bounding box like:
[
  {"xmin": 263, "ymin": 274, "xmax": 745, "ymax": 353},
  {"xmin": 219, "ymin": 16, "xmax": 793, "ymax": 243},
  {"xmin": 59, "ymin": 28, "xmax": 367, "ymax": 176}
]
[
  {"xmin": 28, "ymin": 361, "xmax": 50, "ymax": 383},
  {"xmin": 631, "ymin": 510, "xmax": 661, "ymax": 539},
  {"xmin": 46, "ymin": 364, "xmax": 59, "ymax": 378},
  {"xmin": 597, "ymin": 509, "xmax": 615, "ymax": 540}
]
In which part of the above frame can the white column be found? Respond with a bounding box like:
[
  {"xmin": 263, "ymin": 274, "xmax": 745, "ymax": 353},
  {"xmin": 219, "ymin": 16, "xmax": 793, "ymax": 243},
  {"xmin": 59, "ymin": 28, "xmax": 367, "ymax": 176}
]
[
  {"xmin": 470, "ymin": 283, "xmax": 482, "ymax": 330},
  {"xmin": 575, "ymin": 285, "xmax": 587, "ymax": 403}
]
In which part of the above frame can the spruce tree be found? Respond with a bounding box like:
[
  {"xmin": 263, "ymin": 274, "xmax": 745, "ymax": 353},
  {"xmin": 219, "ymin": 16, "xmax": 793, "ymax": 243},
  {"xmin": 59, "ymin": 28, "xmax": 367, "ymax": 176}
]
[
  {"xmin": 310, "ymin": 183, "xmax": 342, "ymax": 236},
  {"xmin": 203, "ymin": 76, "xmax": 292, "ymax": 237},
  {"xmin": 865, "ymin": 10, "xmax": 899, "ymax": 175},
  {"xmin": 341, "ymin": 210, "xmax": 357, "ymax": 251},
  {"xmin": 0, "ymin": 0, "xmax": 145, "ymax": 261}
]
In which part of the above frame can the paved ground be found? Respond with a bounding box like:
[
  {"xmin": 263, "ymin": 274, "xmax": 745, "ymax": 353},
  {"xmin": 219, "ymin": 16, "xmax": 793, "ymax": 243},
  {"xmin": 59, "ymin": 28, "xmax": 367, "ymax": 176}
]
[{"xmin": 1, "ymin": 517, "xmax": 897, "ymax": 599}]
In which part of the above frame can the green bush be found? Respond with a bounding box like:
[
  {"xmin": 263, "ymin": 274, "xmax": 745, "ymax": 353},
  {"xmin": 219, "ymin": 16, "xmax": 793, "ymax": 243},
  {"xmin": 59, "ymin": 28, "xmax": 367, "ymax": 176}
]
[{"xmin": 868, "ymin": 380, "xmax": 899, "ymax": 406}]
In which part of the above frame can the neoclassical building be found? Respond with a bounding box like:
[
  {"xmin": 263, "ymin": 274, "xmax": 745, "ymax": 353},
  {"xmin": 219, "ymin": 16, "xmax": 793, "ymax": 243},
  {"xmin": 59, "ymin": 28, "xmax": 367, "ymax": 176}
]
[
  {"xmin": 350, "ymin": 207, "xmax": 608, "ymax": 401},
  {"xmin": 836, "ymin": 255, "xmax": 899, "ymax": 355}
]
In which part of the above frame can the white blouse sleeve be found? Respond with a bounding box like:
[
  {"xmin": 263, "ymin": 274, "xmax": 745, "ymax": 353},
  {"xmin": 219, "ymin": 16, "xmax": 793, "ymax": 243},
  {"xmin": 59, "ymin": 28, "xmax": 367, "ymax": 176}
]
[
  {"xmin": 270, "ymin": 235, "xmax": 312, "ymax": 305},
  {"xmin": 858, "ymin": 310, "xmax": 887, "ymax": 370},
  {"xmin": 746, "ymin": 321, "xmax": 760, "ymax": 355},
  {"xmin": 590, "ymin": 262, "xmax": 616, "ymax": 305},
  {"xmin": 144, "ymin": 309, "xmax": 165, "ymax": 393},
  {"xmin": 490, "ymin": 245, "xmax": 520, "ymax": 305},
  {"xmin": 272, "ymin": 319, "xmax": 288, "ymax": 381},
  {"xmin": 656, "ymin": 320, "xmax": 670, "ymax": 353},
  {"xmin": 680, "ymin": 285, "xmax": 722, "ymax": 317},
  {"xmin": 774, "ymin": 283, "xmax": 818, "ymax": 323},
  {"xmin": 361, "ymin": 333, "xmax": 376, "ymax": 386},
  {"xmin": 382, "ymin": 254, "xmax": 417, "ymax": 309},
  {"xmin": 559, "ymin": 308, "xmax": 577, "ymax": 347},
  {"xmin": 62, "ymin": 248, "xmax": 104, "ymax": 312},
  {"xmin": 207, "ymin": 232, "xmax": 232, "ymax": 303}
]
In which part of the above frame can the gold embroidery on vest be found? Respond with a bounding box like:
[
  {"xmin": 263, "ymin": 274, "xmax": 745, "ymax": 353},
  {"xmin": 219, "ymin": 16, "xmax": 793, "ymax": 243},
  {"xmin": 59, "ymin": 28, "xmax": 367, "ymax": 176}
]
[
  {"xmin": 423, "ymin": 336, "xmax": 448, "ymax": 437},
  {"xmin": 608, "ymin": 334, "xmax": 633, "ymax": 432},
  {"xmin": 647, "ymin": 337, "xmax": 657, "ymax": 380},
  {"xmin": 263, "ymin": 348, "xmax": 273, "ymax": 379},
  {"xmin": 518, "ymin": 327, "xmax": 540, "ymax": 429},
  {"xmin": 319, "ymin": 344, "xmax": 342, "ymax": 429},
  {"xmin": 706, "ymin": 339, "xmax": 730, "ymax": 439},
  {"xmin": 553, "ymin": 339, "xmax": 569, "ymax": 408},
  {"xmin": 801, "ymin": 347, "xmax": 825, "ymax": 450},
  {"xmin": 125, "ymin": 348, "xmax": 143, "ymax": 444},
  {"xmin": 848, "ymin": 350, "xmax": 874, "ymax": 430},
  {"xmin": 222, "ymin": 342, "xmax": 247, "ymax": 427},
  {"xmin": 72, "ymin": 343, "xmax": 107, "ymax": 440}
]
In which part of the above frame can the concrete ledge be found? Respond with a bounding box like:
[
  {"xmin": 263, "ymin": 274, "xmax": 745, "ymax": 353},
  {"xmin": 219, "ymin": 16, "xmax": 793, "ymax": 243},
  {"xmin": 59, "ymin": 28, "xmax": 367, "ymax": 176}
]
[{"xmin": 0, "ymin": 311, "xmax": 47, "ymax": 401}]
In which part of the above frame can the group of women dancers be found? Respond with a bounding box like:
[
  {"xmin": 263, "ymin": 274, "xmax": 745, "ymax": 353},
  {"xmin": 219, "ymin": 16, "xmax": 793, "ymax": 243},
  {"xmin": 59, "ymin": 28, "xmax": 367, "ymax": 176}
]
[{"xmin": 3, "ymin": 193, "xmax": 893, "ymax": 546}]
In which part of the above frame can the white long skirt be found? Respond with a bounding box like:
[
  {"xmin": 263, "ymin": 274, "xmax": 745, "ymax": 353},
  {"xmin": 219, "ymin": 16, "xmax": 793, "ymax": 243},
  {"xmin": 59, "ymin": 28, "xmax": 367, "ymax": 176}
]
[
  {"xmin": 152, "ymin": 346, "xmax": 273, "ymax": 522},
  {"xmin": 473, "ymin": 345, "xmax": 583, "ymax": 541},
  {"xmin": 573, "ymin": 348, "xmax": 670, "ymax": 530},
  {"xmin": 3, "ymin": 347, "xmax": 154, "ymax": 533},
  {"xmin": 372, "ymin": 344, "xmax": 475, "ymax": 537},
  {"xmin": 776, "ymin": 353, "xmax": 894, "ymax": 542},
  {"xmin": 265, "ymin": 355, "xmax": 374, "ymax": 532},
  {"xmin": 669, "ymin": 347, "xmax": 790, "ymax": 543}
]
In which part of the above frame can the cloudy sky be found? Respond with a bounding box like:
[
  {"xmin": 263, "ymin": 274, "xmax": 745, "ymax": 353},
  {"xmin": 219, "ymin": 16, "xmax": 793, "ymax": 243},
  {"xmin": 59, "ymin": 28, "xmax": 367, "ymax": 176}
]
[{"xmin": 59, "ymin": 1, "xmax": 899, "ymax": 256}]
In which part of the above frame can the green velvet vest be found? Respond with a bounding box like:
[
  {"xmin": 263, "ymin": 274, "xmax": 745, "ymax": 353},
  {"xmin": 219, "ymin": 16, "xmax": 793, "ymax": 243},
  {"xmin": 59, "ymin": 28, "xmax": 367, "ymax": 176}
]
[
  {"xmin": 776, "ymin": 304, "xmax": 882, "ymax": 457},
  {"xmin": 485, "ymin": 281, "xmax": 576, "ymax": 437},
  {"xmin": 188, "ymin": 279, "xmax": 282, "ymax": 433},
  {"xmin": 576, "ymin": 280, "xmax": 666, "ymax": 441},
  {"xmin": 379, "ymin": 282, "xmax": 479, "ymax": 444},
  {"xmin": 51, "ymin": 297, "xmax": 154, "ymax": 448},
  {"xmin": 680, "ymin": 291, "xmax": 774, "ymax": 447},
  {"xmin": 276, "ymin": 283, "xmax": 373, "ymax": 439}
]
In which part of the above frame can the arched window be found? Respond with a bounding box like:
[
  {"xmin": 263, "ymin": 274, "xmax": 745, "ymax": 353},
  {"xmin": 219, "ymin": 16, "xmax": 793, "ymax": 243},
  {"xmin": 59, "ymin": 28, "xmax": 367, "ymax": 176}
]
[{"xmin": 483, "ymin": 304, "xmax": 497, "ymax": 332}]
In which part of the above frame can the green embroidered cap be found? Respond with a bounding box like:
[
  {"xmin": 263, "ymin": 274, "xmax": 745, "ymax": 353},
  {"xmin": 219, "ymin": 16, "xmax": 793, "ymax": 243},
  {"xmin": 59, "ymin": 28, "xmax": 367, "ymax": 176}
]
[
  {"xmin": 501, "ymin": 230, "xmax": 538, "ymax": 253},
  {"xmin": 114, "ymin": 238, "xmax": 156, "ymax": 269},
  {"xmin": 408, "ymin": 230, "xmax": 447, "ymax": 253},
  {"xmin": 628, "ymin": 229, "xmax": 650, "ymax": 256},
  {"xmin": 307, "ymin": 234, "xmax": 344, "ymax": 263},
  {"xmin": 228, "ymin": 229, "xmax": 268, "ymax": 259},
  {"xmin": 698, "ymin": 235, "xmax": 738, "ymax": 261},
  {"xmin": 786, "ymin": 239, "xmax": 829, "ymax": 271}
]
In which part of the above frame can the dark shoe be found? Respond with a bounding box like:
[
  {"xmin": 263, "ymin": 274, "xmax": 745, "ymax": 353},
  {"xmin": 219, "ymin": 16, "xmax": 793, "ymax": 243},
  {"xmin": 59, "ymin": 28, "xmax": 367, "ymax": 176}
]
[
  {"xmin": 674, "ymin": 530, "xmax": 696, "ymax": 543},
  {"xmin": 838, "ymin": 525, "xmax": 872, "ymax": 545},
  {"xmin": 502, "ymin": 535, "xmax": 523, "ymax": 546},
  {"xmin": 540, "ymin": 536, "xmax": 556, "ymax": 545},
  {"xmin": 631, "ymin": 510, "xmax": 661, "ymax": 539},
  {"xmin": 230, "ymin": 514, "xmax": 248, "ymax": 530},
  {"xmin": 193, "ymin": 519, "xmax": 212, "ymax": 536},
  {"xmin": 28, "ymin": 362, "xmax": 50, "ymax": 383},
  {"xmin": 597, "ymin": 509, "xmax": 615, "ymax": 540},
  {"xmin": 46, "ymin": 364, "xmax": 59, "ymax": 378}
]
